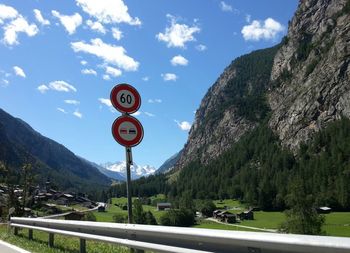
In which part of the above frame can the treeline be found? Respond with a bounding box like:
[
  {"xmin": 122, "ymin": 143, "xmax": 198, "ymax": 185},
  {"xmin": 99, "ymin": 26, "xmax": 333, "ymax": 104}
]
[{"xmin": 110, "ymin": 118, "xmax": 350, "ymax": 211}]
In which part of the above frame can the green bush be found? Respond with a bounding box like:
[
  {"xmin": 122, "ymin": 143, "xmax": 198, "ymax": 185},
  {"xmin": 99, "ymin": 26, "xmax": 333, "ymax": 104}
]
[
  {"xmin": 113, "ymin": 213, "xmax": 127, "ymax": 223},
  {"xmin": 160, "ymin": 208, "xmax": 195, "ymax": 227},
  {"xmin": 82, "ymin": 212, "xmax": 96, "ymax": 221}
]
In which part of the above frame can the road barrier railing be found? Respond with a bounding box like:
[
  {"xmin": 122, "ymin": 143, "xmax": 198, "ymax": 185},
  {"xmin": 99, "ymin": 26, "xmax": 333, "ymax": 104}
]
[{"xmin": 10, "ymin": 217, "xmax": 350, "ymax": 253}]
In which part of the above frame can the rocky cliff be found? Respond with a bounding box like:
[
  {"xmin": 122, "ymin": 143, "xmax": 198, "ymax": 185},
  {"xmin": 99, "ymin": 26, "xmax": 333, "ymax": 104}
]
[
  {"xmin": 176, "ymin": 45, "xmax": 279, "ymax": 169},
  {"xmin": 176, "ymin": 0, "xmax": 350, "ymax": 169},
  {"xmin": 268, "ymin": 0, "xmax": 350, "ymax": 151}
]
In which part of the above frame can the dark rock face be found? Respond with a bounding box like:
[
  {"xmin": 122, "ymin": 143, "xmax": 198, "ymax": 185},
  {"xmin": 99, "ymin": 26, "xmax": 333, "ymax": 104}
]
[{"xmin": 268, "ymin": 0, "xmax": 350, "ymax": 151}]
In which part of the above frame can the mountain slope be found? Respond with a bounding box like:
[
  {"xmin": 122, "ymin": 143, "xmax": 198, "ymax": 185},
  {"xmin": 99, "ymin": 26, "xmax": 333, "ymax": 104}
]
[
  {"xmin": 268, "ymin": 0, "xmax": 350, "ymax": 151},
  {"xmin": 112, "ymin": 0, "xmax": 350, "ymax": 211},
  {"xmin": 176, "ymin": 45, "xmax": 279, "ymax": 169},
  {"xmin": 157, "ymin": 150, "xmax": 182, "ymax": 174},
  {"xmin": 79, "ymin": 158, "xmax": 125, "ymax": 181},
  {"xmin": 0, "ymin": 108, "xmax": 111, "ymax": 192}
]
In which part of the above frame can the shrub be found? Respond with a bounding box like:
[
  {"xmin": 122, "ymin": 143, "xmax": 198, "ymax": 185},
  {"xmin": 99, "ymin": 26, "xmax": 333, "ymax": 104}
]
[{"xmin": 160, "ymin": 209, "xmax": 195, "ymax": 227}]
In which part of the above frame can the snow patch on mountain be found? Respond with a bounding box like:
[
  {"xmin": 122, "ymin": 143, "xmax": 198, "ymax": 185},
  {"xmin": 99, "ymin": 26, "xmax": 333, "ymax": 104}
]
[{"xmin": 101, "ymin": 161, "xmax": 156, "ymax": 180}]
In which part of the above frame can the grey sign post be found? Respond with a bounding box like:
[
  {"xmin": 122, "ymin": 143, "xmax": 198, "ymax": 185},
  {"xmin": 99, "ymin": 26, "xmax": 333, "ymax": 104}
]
[{"xmin": 111, "ymin": 84, "xmax": 143, "ymax": 225}]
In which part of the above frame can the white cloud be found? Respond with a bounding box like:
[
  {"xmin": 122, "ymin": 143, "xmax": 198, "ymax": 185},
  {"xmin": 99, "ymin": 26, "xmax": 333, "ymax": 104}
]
[
  {"xmin": 3, "ymin": 16, "xmax": 38, "ymax": 45},
  {"xmin": 0, "ymin": 4, "xmax": 18, "ymax": 24},
  {"xmin": 103, "ymin": 74, "xmax": 111, "ymax": 81},
  {"xmin": 57, "ymin": 108, "xmax": 67, "ymax": 114},
  {"xmin": 76, "ymin": 0, "xmax": 141, "ymax": 26},
  {"xmin": 105, "ymin": 66, "xmax": 122, "ymax": 77},
  {"xmin": 98, "ymin": 98, "xmax": 116, "ymax": 113},
  {"xmin": 64, "ymin": 99, "xmax": 80, "ymax": 105},
  {"xmin": 73, "ymin": 110, "xmax": 82, "ymax": 118},
  {"xmin": 131, "ymin": 111, "xmax": 141, "ymax": 116},
  {"xmin": 144, "ymin": 112, "xmax": 155, "ymax": 117},
  {"xmin": 1, "ymin": 79, "xmax": 9, "ymax": 87},
  {"xmin": 86, "ymin": 20, "xmax": 106, "ymax": 34},
  {"xmin": 220, "ymin": 1, "xmax": 233, "ymax": 12},
  {"xmin": 148, "ymin": 99, "xmax": 162, "ymax": 103},
  {"xmin": 112, "ymin": 27, "xmax": 123, "ymax": 40},
  {"xmin": 34, "ymin": 9, "xmax": 50, "ymax": 26},
  {"xmin": 80, "ymin": 60, "xmax": 88, "ymax": 65},
  {"xmin": 81, "ymin": 68, "xmax": 97, "ymax": 75},
  {"xmin": 98, "ymin": 98, "xmax": 112, "ymax": 107},
  {"xmin": 71, "ymin": 38, "xmax": 139, "ymax": 72},
  {"xmin": 241, "ymin": 18, "xmax": 284, "ymax": 41},
  {"xmin": 195, "ymin": 44, "xmax": 207, "ymax": 51},
  {"xmin": 156, "ymin": 14, "xmax": 200, "ymax": 48},
  {"xmin": 37, "ymin": 84, "xmax": 49, "ymax": 93},
  {"xmin": 49, "ymin": 80, "xmax": 77, "ymax": 92},
  {"xmin": 161, "ymin": 73, "xmax": 177, "ymax": 81},
  {"xmin": 52, "ymin": 10, "xmax": 82, "ymax": 35},
  {"xmin": 142, "ymin": 76, "xmax": 149, "ymax": 82},
  {"xmin": 175, "ymin": 120, "xmax": 191, "ymax": 131},
  {"xmin": 13, "ymin": 66, "xmax": 26, "ymax": 78},
  {"xmin": 171, "ymin": 55, "xmax": 188, "ymax": 66}
]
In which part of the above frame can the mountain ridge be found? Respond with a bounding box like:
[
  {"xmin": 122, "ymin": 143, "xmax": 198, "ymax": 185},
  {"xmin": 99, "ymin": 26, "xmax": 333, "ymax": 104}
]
[
  {"xmin": 0, "ymin": 108, "xmax": 111, "ymax": 193},
  {"xmin": 101, "ymin": 161, "xmax": 156, "ymax": 180}
]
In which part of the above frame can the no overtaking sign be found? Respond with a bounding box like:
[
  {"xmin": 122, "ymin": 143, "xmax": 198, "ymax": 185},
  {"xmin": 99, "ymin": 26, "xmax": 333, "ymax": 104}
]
[{"xmin": 110, "ymin": 83, "xmax": 143, "ymax": 148}]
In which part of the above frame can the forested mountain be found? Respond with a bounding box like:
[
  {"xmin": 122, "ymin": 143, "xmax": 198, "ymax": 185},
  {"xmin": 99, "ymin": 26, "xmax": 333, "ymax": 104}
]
[
  {"xmin": 0, "ymin": 108, "xmax": 111, "ymax": 193},
  {"xmin": 157, "ymin": 151, "xmax": 182, "ymax": 174},
  {"xmin": 110, "ymin": 0, "xmax": 350, "ymax": 210}
]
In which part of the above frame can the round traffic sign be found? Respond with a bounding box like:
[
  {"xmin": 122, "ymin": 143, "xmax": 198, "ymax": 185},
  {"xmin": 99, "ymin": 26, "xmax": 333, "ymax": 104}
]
[
  {"xmin": 112, "ymin": 115, "xmax": 144, "ymax": 147},
  {"xmin": 110, "ymin": 83, "xmax": 141, "ymax": 114}
]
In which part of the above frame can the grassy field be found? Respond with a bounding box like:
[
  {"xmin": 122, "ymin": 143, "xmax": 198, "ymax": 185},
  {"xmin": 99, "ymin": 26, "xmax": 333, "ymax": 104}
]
[
  {"xmin": 0, "ymin": 225, "xmax": 129, "ymax": 253},
  {"xmin": 239, "ymin": 211, "xmax": 285, "ymax": 229},
  {"xmin": 323, "ymin": 212, "xmax": 350, "ymax": 237},
  {"xmin": 93, "ymin": 198, "xmax": 350, "ymax": 237},
  {"xmin": 213, "ymin": 199, "xmax": 244, "ymax": 209},
  {"xmin": 93, "ymin": 197, "xmax": 165, "ymax": 223}
]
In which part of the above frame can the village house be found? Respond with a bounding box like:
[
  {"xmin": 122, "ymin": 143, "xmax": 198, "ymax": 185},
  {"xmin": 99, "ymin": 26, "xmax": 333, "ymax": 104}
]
[
  {"xmin": 55, "ymin": 193, "xmax": 75, "ymax": 206},
  {"xmin": 316, "ymin": 206, "xmax": 332, "ymax": 214},
  {"xmin": 213, "ymin": 210, "xmax": 237, "ymax": 223},
  {"xmin": 238, "ymin": 210, "xmax": 254, "ymax": 220},
  {"xmin": 157, "ymin": 202, "xmax": 171, "ymax": 211},
  {"xmin": 98, "ymin": 203, "xmax": 107, "ymax": 212}
]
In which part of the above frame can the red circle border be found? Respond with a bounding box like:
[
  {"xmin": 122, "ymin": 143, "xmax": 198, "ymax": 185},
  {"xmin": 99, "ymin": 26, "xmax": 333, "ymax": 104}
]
[
  {"xmin": 110, "ymin": 83, "xmax": 141, "ymax": 114},
  {"xmin": 111, "ymin": 115, "xmax": 144, "ymax": 147}
]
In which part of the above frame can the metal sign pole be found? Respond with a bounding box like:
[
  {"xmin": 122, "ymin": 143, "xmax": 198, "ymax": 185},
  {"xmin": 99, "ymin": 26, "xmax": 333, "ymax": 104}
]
[{"xmin": 125, "ymin": 146, "xmax": 133, "ymax": 224}]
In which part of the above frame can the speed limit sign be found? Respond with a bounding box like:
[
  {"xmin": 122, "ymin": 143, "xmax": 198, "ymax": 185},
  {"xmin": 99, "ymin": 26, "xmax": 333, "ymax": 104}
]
[{"xmin": 110, "ymin": 83, "xmax": 141, "ymax": 114}]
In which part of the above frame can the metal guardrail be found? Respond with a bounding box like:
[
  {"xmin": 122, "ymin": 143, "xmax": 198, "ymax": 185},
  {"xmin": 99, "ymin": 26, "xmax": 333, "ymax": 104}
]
[{"xmin": 10, "ymin": 217, "xmax": 350, "ymax": 253}]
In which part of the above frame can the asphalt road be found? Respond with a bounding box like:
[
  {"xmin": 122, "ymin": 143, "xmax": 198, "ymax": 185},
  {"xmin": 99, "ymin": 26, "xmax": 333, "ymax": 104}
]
[{"xmin": 0, "ymin": 240, "xmax": 30, "ymax": 253}]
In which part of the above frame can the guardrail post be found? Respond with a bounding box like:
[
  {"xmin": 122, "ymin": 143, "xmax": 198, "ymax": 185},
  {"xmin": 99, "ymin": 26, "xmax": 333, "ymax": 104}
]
[
  {"xmin": 48, "ymin": 233, "xmax": 54, "ymax": 248},
  {"xmin": 80, "ymin": 238, "xmax": 86, "ymax": 253},
  {"xmin": 14, "ymin": 227, "xmax": 18, "ymax": 236},
  {"xmin": 28, "ymin": 229, "xmax": 33, "ymax": 240}
]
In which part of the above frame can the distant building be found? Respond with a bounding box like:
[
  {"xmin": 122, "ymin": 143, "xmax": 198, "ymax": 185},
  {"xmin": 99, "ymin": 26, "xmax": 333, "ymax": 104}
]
[
  {"xmin": 157, "ymin": 203, "xmax": 171, "ymax": 211},
  {"xmin": 214, "ymin": 210, "xmax": 237, "ymax": 223},
  {"xmin": 98, "ymin": 203, "xmax": 107, "ymax": 212},
  {"xmin": 213, "ymin": 210, "xmax": 221, "ymax": 218},
  {"xmin": 225, "ymin": 214, "xmax": 237, "ymax": 223},
  {"xmin": 56, "ymin": 193, "xmax": 74, "ymax": 205},
  {"xmin": 316, "ymin": 206, "xmax": 332, "ymax": 214},
  {"xmin": 238, "ymin": 210, "xmax": 254, "ymax": 220}
]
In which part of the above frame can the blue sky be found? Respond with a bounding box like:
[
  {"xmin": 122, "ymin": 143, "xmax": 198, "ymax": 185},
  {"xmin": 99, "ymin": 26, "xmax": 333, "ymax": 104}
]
[{"xmin": 0, "ymin": 0, "xmax": 298, "ymax": 168}]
